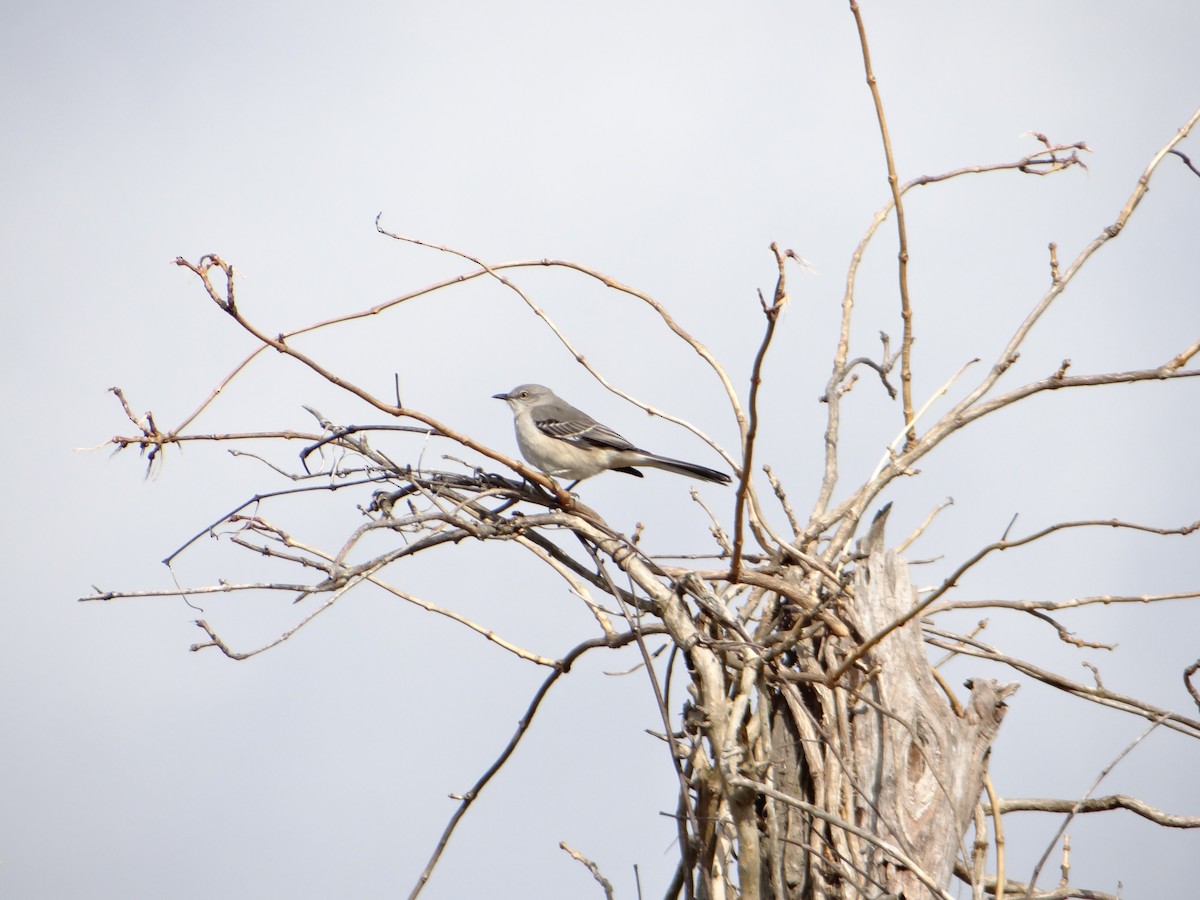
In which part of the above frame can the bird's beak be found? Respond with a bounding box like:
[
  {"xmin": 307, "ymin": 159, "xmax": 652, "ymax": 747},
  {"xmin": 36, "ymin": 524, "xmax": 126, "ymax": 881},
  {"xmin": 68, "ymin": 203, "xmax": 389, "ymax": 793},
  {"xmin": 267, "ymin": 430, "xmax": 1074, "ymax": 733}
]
[{"xmin": 491, "ymin": 392, "xmax": 510, "ymax": 401}]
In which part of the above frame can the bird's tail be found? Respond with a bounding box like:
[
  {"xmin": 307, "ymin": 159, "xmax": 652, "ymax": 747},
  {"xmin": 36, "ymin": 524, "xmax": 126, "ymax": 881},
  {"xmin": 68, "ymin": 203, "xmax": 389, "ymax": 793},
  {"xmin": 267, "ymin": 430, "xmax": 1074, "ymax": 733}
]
[{"xmin": 638, "ymin": 454, "xmax": 731, "ymax": 485}]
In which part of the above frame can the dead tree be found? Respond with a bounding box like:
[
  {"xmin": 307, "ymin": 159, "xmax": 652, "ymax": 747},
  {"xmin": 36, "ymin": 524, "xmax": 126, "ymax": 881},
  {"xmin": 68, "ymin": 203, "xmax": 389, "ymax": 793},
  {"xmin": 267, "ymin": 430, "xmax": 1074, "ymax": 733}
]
[{"xmin": 86, "ymin": 15, "xmax": 1200, "ymax": 899}]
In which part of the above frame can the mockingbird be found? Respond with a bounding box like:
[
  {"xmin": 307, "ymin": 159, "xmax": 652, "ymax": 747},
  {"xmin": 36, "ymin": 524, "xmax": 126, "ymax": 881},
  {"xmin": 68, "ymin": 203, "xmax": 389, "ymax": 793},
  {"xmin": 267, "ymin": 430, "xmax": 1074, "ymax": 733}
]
[{"xmin": 493, "ymin": 383, "xmax": 731, "ymax": 485}]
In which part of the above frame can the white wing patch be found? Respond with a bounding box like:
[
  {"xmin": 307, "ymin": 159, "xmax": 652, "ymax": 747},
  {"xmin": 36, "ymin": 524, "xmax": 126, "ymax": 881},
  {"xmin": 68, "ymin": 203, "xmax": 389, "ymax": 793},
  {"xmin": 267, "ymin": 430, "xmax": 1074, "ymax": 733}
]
[{"xmin": 535, "ymin": 417, "xmax": 638, "ymax": 452}]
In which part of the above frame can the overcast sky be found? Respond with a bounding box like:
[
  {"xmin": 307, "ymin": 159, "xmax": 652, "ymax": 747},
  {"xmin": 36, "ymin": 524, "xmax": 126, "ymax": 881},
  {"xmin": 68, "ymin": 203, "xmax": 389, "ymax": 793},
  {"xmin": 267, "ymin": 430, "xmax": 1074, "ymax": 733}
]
[{"xmin": 3, "ymin": 2, "xmax": 1198, "ymax": 898}]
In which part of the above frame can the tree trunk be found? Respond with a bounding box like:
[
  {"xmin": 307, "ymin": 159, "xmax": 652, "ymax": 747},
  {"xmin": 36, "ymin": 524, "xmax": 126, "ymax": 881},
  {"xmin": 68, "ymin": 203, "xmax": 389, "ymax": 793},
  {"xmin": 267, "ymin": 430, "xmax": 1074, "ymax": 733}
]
[{"xmin": 759, "ymin": 548, "xmax": 1016, "ymax": 899}]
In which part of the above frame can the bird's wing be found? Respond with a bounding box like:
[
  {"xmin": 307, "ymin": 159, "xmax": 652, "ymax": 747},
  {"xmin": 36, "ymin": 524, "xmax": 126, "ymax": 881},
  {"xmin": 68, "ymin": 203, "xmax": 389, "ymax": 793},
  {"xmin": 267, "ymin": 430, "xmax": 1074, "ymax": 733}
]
[{"xmin": 534, "ymin": 416, "xmax": 638, "ymax": 452}]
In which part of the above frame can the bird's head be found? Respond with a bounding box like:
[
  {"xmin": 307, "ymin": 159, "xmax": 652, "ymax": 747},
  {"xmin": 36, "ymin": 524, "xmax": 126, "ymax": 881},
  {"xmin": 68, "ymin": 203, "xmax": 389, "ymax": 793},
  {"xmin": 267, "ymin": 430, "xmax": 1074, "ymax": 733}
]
[{"xmin": 492, "ymin": 384, "xmax": 554, "ymax": 412}]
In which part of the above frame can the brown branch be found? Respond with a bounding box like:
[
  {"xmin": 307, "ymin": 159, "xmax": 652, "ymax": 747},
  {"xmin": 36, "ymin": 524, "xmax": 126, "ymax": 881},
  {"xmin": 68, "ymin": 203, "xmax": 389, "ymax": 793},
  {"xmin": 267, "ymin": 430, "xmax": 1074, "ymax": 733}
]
[
  {"xmin": 912, "ymin": 144, "xmax": 1088, "ymax": 187},
  {"xmin": 989, "ymin": 795, "xmax": 1200, "ymax": 828},
  {"xmin": 82, "ymin": 580, "xmax": 320, "ymax": 603},
  {"xmin": 849, "ymin": 0, "xmax": 916, "ymax": 447},
  {"xmin": 1169, "ymin": 148, "xmax": 1200, "ymax": 178},
  {"xmin": 372, "ymin": 222, "xmax": 741, "ymax": 469},
  {"xmin": 932, "ymin": 603, "xmax": 1117, "ymax": 652},
  {"xmin": 762, "ymin": 465, "xmax": 801, "ymax": 537},
  {"xmin": 810, "ymin": 356, "xmax": 1200, "ymax": 560},
  {"xmin": 689, "ymin": 487, "xmax": 734, "ymax": 556},
  {"xmin": 1047, "ymin": 242, "xmax": 1060, "ymax": 285},
  {"xmin": 731, "ymin": 244, "xmax": 789, "ymax": 581},
  {"xmin": 164, "ymin": 261, "xmax": 552, "ymax": 436},
  {"xmin": 559, "ymin": 842, "xmax": 615, "ymax": 900},
  {"xmin": 827, "ymin": 517, "xmax": 1200, "ymax": 684},
  {"xmin": 583, "ymin": 541, "xmax": 701, "ymax": 840},
  {"xmin": 945, "ymin": 106, "xmax": 1200, "ymax": 422},
  {"xmin": 407, "ymin": 630, "xmax": 650, "ymax": 900},
  {"xmin": 189, "ymin": 574, "xmax": 358, "ymax": 658},
  {"xmin": 165, "ymin": 479, "xmax": 476, "ymax": 567},
  {"xmin": 929, "ymin": 589, "xmax": 1200, "ymax": 615},
  {"xmin": 1024, "ymin": 717, "xmax": 1168, "ymax": 898},
  {"xmin": 810, "ymin": 139, "xmax": 1085, "ymax": 528},
  {"xmin": 923, "ymin": 631, "xmax": 1200, "ymax": 739},
  {"xmin": 1031, "ymin": 609, "xmax": 1116, "ymax": 650},
  {"xmin": 367, "ymin": 574, "xmax": 562, "ymax": 667},
  {"xmin": 173, "ymin": 255, "xmax": 572, "ymax": 506},
  {"xmin": 951, "ymin": 360, "xmax": 1200, "ymax": 435},
  {"xmin": 896, "ymin": 497, "xmax": 953, "ymax": 554},
  {"xmin": 984, "ymin": 774, "xmax": 1007, "ymax": 900},
  {"xmin": 1164, "ymin": 336, "xmax": 1200, "ymax": 371},
  {"xmin": 953, "ymin": 862, "xmax": 1119, "ymax": 900},
  {"xmin": 727, "ymin": 775, "xmax": 957, "ymax": 900},
  {"xmin": 803, "ymin": 109, "xmax": 1200, "ymax": 562},
  {"xmin": 924, "ymin": 518, "xmax": 1200, "ymax": 609},
  {"xmin": 1186, "ymin": 659, "xmax": 1200, "ymax": 713}
]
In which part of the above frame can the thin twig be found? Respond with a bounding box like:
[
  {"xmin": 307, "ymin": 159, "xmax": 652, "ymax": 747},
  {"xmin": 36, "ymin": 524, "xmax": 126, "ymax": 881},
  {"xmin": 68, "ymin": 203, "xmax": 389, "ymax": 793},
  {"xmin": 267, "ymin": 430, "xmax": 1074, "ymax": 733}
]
[
  {"xmin": 849, "ymin": 0, "xmax": 916, "ymax": 447},
  {"xmin": 731, "ymin": 244, "xmax": 789, "ymax": 580},
  {"xmin": 984, "ymin": 773, "xmax": 1007, "ymax": 900},
  {"xmin": 407, "ymin": 631, "xmax": 647, "ymax": 900},
  {"xmin": 727, "ymin": 775, "xmax": 958, "ymax": 900},
  {"xmin": 923, "ymin": 631, "xmax": 1200, "ymax": 739},
  {"xmin": 896, "ymin": 497, "xmax": 954, "ymax": 554},
  {"xmin": 174, "ymin": 254, "xmax": 570, "ymax": 505},
  {"xmin": 560, "ymin": 842, "xmax": 615, "ymax": 900},
  {"xmin": 988, "ymin": 794, "xmax": 1200, "ymax": 828},
  {"xmin": 828, "ymin": 517, "xmax": 1200, "ymax": 684},
  {"xmin": 372, "ymin": 223, "xmax": 741, "ymax": 469},
  {"xmin": 1169, "ymin": 148, "xmax": 1200, "ymax": 178},
  {"xmin": 1023, "ymin": 715, "xmax": 1170, "ymax": 898}
]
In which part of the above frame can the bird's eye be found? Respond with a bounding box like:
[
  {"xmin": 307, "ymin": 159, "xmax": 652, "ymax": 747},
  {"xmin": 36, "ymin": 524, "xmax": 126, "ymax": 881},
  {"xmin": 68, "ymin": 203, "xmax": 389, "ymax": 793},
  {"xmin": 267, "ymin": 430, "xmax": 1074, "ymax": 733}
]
[{"xmin": 519, "ymin": 390, "xmax": 529, "ymax": 398}]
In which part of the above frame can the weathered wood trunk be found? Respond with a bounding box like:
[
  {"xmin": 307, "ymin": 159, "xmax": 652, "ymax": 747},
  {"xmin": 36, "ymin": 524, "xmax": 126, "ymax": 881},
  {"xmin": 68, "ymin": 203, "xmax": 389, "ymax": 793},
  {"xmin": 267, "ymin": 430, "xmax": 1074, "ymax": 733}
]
[
  {"xmin": 849, "ymin": 549, "xmax": 1015, "ymax": 896},
  {"xmin": 759, "ymin": 548, "xmax": 1016, "ymax": 899}
]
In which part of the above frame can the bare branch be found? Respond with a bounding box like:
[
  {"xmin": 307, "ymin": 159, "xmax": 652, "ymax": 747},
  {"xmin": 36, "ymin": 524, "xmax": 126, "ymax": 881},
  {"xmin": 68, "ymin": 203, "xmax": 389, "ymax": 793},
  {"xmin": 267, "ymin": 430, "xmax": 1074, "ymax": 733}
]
[
  {"xmin": 367, "ymin": 574, "xmax": 562, "ymax": 667},
  {"xmin": 407, "ymin": 630, "xmax": 650, "ymax": 900},
  {"xmin": 1024, "ymin": 716, "xmax": 1168, "ymax": 897},
  {"xmin": 762, "ymin": 465, "xmax": 801, "ymax": 538},
  {"xmin": 897, "ymin": 497, "xmax": 954, "ymax": 554},
  {"xmin": 984, "ymin": 774, "xmax": 1008, "ymax": 900},
  {"xmin": 923, "ymin": 631, "xmax": 1200, "ymax": 739},
  {"xmin": 810, "ymin": 138, "xmax": 1087, "ymax": 526},
  {"xmin": 731, "ymin": 243, "xmax": 790, "ymax": 580},
  {"xmin": 848, "ymin": 0, "xmax": 917, "ymax": 448},
  {"xmin": 559, "ymin": 842, "xmax": 615, "ymax": 900},
  {"xmin": 989, "ymin": 795, "xmax": 1200, "ymax": 829},
  {"xmin": 1185, "ymin": 659, "xmax": 1200, "ymax": 713},
  {"xmin": 728, "ymin": 775, "xmax": 958, "ymax": 900},
  {"xmin": 953, "ymin": 862, "xmax": 1120, "ymax": 900},
  {"xmin": 945, "ymin": 105, "xmax": 1200, "ymax": 421},
  {"xmin": 173, "ymin": 254, "xmax": 570, "ymax": 504},
  {"xmin": 372, "ymin": 222, "xmax": 742, "ymax": 469},
  {"xmin": 827, "ymin": 517, "xmax": 1200, "ymax": 685},
  {"xmin": 929, "ymin": 589, "xmax": 1200, "ymax": 616},
  {"xmin": 189, "ymin": 574, "xmax": 358, "ymax": 659},
  {"xmin": 1168, "ymin": 148, "xmax": 1200, "ymax": 178},
  {"xmin": 923, "ymin": 518, "xmax": 1200, "ymax": 610}
]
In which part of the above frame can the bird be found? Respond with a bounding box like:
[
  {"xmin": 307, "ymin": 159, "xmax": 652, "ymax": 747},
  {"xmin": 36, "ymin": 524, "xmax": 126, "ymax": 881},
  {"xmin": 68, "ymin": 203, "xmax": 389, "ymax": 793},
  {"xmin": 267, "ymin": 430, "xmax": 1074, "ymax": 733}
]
[{"xmin": 492, "ymin": 383, "xmax": 731, "ymax": 485}]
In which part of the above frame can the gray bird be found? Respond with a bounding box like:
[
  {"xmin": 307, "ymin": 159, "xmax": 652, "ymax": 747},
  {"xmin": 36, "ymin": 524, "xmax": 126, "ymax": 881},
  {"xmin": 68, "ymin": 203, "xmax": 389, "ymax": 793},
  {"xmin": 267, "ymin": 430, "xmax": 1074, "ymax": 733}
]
[{"xmin": 493, "ymin": 383, "xmax": 731, "ymax": 485}]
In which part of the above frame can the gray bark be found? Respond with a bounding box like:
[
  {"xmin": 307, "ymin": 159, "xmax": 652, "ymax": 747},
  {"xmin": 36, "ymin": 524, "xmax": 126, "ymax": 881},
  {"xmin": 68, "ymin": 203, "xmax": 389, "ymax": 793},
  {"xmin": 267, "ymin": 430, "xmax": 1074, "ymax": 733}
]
[
  {"xmin": 757, "ymin": 548, "xmax": 1017, "ymax": 899},
  {"xmin": 847, "ymin": 549, "xmax": 1017, "ymax": 896}
]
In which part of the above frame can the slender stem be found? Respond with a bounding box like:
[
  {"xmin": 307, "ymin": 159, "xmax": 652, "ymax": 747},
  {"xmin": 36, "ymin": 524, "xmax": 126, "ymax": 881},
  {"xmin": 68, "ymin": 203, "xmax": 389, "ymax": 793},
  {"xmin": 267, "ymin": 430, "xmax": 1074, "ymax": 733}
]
[{"xmin": 850, "ymin": 0, "xmax": 916, "ymax": 447}]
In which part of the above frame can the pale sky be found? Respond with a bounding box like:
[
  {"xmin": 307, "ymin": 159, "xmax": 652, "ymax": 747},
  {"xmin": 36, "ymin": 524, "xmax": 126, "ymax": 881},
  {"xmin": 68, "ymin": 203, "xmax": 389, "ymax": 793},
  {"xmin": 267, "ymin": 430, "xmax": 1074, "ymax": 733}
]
[{"xmin": 3, "ymin": 2, "xmax": 1198, "ymax": 898}]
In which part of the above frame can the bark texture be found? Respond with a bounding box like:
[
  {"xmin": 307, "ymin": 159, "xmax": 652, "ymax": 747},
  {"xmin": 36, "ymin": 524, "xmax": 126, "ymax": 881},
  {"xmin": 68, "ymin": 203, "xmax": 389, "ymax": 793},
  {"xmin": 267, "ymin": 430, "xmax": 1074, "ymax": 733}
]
[
  {"xmin": 754, "ymin": 548, "xmax": 1016, "ymax": 899},
  {"xmin": 848, "ymin": 549, "xmax": 1016, "ymax": 896}
]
